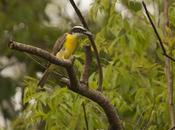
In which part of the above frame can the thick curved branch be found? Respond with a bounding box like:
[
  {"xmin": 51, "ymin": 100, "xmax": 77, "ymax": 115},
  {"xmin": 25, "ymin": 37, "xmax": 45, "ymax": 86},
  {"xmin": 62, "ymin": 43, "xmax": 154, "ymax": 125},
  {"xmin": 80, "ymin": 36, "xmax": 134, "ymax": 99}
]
[
  {"xmin": 65, "ymin": 65, "xmax": 122, "ymax": 129},
  {"xmin": 69, "ymin": 0, "xmax": 103, "ymax": 91},
  {"xmin": 8, "ymin": 41, "xmax": 72, "ymax": 67},
  {"xmin": 8, "ymin": 41, "xmax": 122, "ymax": 130},
  {"xmin": 73, "ymin": 85, "xmax": 122, "ymax": 130}
]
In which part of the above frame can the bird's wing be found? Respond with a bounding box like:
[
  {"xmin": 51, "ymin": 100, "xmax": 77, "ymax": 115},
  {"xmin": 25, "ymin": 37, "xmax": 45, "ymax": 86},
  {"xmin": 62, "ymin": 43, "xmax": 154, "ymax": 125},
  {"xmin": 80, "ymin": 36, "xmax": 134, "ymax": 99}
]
[
  {"xmin": 52, "ymin": 33, "xmax": 67, "ymax": 55},
  {"xmin": 38, "ymin": 34, "xmax": 68, "ymax": 87},
  {"xmin": 44, "ymin": 33, "xmax": 67, "ymax": 69}
]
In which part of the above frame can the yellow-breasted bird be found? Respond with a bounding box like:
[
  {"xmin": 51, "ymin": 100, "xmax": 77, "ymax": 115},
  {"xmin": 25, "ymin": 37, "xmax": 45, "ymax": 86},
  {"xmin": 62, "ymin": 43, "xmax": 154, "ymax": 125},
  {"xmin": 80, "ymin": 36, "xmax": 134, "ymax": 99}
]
[{"xmin": 38, "ymin": 26, "xmax": 92, "ymax": 87}]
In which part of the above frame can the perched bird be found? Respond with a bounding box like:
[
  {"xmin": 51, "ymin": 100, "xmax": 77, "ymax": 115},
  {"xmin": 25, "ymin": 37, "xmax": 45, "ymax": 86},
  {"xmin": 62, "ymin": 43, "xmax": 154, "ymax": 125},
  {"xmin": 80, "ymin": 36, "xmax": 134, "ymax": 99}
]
[{"xmin": 38, "ymin": 26, "xmax": 92, "ymax": 88}]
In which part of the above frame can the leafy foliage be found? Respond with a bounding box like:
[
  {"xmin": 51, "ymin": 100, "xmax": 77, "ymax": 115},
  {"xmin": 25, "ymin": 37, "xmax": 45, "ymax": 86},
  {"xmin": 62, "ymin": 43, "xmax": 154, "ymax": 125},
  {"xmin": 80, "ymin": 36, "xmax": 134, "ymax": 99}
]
[
  {"xmin": 2, "ymin": 0, "xmax": 175, "ymax": 130},
  {"xmin": 13, "ymin": 77, "xmax": 108, "ymax": 130}
]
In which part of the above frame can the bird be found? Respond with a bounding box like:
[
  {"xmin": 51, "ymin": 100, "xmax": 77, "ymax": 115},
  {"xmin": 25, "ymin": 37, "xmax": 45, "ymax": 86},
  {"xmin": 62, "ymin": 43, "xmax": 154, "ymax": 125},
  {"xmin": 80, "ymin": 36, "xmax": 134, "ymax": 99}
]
[{"xmin": 38, "ymin": 26, "xmax": 92, "ymax": 88}]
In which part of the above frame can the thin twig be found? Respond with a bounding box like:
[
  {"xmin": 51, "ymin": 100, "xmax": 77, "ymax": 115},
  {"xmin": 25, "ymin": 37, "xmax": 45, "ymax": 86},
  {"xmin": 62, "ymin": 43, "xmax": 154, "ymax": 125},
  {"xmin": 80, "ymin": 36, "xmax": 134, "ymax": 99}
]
[
  {"xmin": 142, "ymin": 1, "xmax": 175, "ymax": 62},
  {"xmin": 69, "ymin": 0, "xmax": 103, "ymax": 91},
  {"xmin": 142, "ymin": 1, "xmax": 166, "ymax": 54},
  {"xmin": 69, "ymin": 0, "xmax": 89, "ymax": 29},
  {"xmin": 24, "ymin": 52, "xmax": 68, "ymax": 79},
  {"xmin": 82, "ymin": 102, "xmax": 89, "ymax": 130},
  {"xmin": 89, "ymin": 37, "xmax": 103, "ymax": 91}
]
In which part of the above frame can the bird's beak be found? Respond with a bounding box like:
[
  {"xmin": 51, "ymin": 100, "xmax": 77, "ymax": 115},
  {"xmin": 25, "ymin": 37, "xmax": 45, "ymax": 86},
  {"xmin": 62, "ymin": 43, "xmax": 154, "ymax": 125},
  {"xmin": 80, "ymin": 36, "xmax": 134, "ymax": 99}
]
[{"xmin": 83, "ymin": 30, "xmax": 93, "ymax": 37}]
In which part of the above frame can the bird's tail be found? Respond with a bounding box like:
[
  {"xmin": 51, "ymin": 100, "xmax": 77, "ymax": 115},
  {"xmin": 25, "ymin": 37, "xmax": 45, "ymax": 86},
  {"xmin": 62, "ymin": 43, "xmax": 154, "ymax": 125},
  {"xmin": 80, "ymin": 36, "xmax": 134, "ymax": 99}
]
[{"xmin": 38, "ymin": 67, "xmax": 50, "ymax": 88}]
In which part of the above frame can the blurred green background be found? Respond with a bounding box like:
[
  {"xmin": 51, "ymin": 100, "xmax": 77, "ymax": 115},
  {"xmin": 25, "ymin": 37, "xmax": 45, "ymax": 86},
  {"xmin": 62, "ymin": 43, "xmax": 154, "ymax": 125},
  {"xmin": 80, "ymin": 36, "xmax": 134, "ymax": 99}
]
[{"xmin": 0, "ymin": 0, "xmax": 175, "ymax": 130}]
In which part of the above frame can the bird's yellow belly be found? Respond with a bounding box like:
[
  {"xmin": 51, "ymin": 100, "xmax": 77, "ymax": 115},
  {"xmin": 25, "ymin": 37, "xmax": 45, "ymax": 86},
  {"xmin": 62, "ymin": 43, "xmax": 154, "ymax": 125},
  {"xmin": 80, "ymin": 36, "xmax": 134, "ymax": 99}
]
[{"xmin": 56, "ymin": 34, "xmax": 78, "ymax": 59}]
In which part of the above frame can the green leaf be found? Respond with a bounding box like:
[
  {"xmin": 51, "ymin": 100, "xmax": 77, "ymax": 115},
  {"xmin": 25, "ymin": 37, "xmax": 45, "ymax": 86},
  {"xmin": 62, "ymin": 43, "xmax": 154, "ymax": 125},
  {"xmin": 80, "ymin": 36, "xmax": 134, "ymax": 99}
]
[{"xmin": 128, "ymin": 1, "xmax": 142, "ymax": 12}]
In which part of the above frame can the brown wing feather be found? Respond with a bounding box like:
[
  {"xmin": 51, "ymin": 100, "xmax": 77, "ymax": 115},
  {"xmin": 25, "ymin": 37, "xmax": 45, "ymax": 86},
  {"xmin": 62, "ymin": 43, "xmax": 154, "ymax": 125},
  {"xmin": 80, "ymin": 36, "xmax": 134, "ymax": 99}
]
[{"xmin": 52, "ymin": 33, "xmax": 67, "ymax": 55}]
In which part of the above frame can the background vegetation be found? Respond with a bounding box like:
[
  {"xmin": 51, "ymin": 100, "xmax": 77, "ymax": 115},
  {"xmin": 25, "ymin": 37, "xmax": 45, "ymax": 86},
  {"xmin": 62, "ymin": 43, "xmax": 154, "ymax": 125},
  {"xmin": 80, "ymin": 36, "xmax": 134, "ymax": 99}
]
[{"xmin": 0, "ymin": 0, "xmax": 175, "ymax": 130}]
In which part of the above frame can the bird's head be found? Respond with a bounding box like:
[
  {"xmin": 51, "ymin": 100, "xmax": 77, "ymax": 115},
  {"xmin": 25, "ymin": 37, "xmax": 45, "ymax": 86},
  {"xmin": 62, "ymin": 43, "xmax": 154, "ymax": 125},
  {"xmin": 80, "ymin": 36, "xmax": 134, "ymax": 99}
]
[{"xmin": 69, "ymin": 26, "xmax": 92, "ymax": 37}]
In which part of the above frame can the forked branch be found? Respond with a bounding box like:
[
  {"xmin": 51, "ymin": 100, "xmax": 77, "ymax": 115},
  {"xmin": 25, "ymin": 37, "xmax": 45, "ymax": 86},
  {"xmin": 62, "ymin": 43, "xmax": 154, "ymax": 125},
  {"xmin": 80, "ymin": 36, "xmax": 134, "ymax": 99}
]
[
  {"xmin": 69, "ymin": 0, "xmax": 103, "ymax": 91},
  {"xmin": 8, "ymin": 41, "xmax": 122, "ymax": 130}
]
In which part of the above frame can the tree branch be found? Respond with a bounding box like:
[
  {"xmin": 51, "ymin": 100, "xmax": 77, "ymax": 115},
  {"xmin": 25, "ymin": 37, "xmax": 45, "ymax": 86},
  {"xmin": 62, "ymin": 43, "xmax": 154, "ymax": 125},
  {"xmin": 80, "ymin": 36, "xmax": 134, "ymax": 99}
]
[
  {"xmin": 80, "ymin": 45, "xmax": 92, "ymax": 87},
  {"xmin": 8, "ymin": 41, "xmax": 72, "ymax": 67},
  {"xmin": 142, "ymin": 1, "xmax": 175, "ymax": 128},
  {"xmin": 163, "ymin": 0, "xmax": 175, "ymax": 128},
  {"xmin": 69, "ymin": 0, "xmax": 89, "ymax": 29},
  {"xmin": 69, "ymin": 0, "xmax": 103, "ymax": 91},
  {"xmin": 142, "ymin": 1, "xmax": 175, "ymax": 62},
  {"xmin": 8, "ymin": 41, "xmax": 122, "ymax": 130}
]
